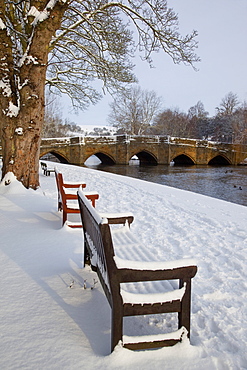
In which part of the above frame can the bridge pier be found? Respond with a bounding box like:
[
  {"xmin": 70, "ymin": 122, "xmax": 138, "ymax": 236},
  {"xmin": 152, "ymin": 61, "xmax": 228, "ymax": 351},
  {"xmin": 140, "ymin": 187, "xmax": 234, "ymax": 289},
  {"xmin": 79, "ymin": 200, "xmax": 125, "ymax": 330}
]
[{"xmin": 114, "ymin": 135, "xmax": 130, "ymax": 165}]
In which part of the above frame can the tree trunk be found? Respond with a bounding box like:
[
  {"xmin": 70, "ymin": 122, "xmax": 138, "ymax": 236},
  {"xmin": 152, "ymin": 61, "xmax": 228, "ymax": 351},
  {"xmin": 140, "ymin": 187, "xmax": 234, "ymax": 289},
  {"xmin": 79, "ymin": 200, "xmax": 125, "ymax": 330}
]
[
  {"xmin": 0, "ymin": 1, "xmax": 67, "ymax": 189},
  {"xmin": 1, "ymin": 69, "xmax": 45, "ymax": 189}
]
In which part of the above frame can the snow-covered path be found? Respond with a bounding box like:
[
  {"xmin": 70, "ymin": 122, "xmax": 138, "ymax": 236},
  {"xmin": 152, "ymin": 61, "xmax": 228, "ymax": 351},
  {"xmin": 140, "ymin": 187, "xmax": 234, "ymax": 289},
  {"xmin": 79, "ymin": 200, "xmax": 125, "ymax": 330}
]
[{"xmin": 0, "ymin": 163, "xmax": 247, "ymax": 369}]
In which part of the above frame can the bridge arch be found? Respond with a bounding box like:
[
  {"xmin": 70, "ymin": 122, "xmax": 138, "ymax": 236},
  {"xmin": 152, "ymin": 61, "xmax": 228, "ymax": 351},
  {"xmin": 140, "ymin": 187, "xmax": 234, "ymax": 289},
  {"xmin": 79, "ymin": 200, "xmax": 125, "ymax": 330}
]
[
  {"xmin": 86, "ymin": 152, "xmax": 116, "ymax": 165},
  {"xmin": 40, "ymin": 150, "xmax": 69, "ymax": 164},
  {"xmin": 129, "ymin": 150, "xmax": 158, "ymax": 165},
  {"xmin": 171, "ymin": 154, "xmax": 195, "ymax": 165},
  {"xmin": 208, "ymin": 155, "xmax": 231, "ymax": 165}
]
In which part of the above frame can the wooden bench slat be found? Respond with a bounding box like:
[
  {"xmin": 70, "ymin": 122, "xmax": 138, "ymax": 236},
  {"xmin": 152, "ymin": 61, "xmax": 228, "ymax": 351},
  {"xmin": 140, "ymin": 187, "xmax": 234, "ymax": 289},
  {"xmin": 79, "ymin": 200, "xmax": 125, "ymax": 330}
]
[
  {"xmin": 123, "ymin": 327, "xmax": 186, "ymax": 349},
  {"xmin": 123, "ymin": 338, "xmax": 180, "ymax": 350},
  {"xmin": 100, "ymin": 213, "xmax": 134, "ymax": 225},
  {"xmin": 123, "ymin": 300, "xmax": 182, "ymax": 316},
  {"xmin": 118, "ymin": 266, "xmax": 197, "ymax": 282},
  {"xmin": 123, "ymin": 328, "xmax": 187, "ymax": 350}
]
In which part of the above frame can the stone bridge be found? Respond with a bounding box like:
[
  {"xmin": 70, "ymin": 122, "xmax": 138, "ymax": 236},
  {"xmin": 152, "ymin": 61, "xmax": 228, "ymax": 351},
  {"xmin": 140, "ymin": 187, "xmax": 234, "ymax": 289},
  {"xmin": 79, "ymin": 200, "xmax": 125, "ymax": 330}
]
[{"xmin": 40, "ymin": 135, "xmax": 247, "ymax": 166}]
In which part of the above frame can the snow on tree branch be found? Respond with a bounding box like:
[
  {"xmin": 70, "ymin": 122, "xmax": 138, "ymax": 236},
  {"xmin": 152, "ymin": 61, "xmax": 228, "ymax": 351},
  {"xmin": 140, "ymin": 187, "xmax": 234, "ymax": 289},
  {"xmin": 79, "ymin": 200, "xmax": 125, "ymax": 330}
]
[
  {"xmin": 0, "ymin": 17, "xmax": 6, "ymax": 29},
  {"xmin": 27, "ymin": 0, "xmax": 60, "ymax": 26}
]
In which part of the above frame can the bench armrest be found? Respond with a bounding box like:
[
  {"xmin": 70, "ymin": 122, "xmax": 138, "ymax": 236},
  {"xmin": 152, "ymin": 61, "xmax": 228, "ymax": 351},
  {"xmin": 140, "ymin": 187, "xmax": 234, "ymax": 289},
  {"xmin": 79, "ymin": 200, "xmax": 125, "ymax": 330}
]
[
  {"xmin": 114, "ymin": 256, "xmax": 197, "ymax": 282},
  {"xmin": 100, "ymin": 212, "xmax": 134, "ymax": 225},
  {"xmin": 63, "ymin": 182, "xmax": 86, "ymax": 189},
  {"xmin": 64, "ymin": 188, "xmax": 98, "ymax": 197}
]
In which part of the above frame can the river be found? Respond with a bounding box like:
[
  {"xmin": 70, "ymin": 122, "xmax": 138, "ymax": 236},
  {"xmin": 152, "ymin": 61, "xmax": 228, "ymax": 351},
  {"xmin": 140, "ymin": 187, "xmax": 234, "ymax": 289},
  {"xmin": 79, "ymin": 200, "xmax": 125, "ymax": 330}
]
[{"xmin": 85, "ymin": 162, "xmax": 247, "ymax": 207}]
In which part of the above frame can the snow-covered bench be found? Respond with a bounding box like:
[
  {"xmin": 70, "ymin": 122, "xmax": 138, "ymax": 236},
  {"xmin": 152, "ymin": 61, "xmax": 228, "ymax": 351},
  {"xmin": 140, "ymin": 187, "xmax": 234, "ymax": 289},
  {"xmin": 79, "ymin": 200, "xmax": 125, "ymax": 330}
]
[
  {"xmin": 77, "ymin": 188, "xmax": 197, "ymax": 352},
  {"xmin": 55, "ymin": 168, "xmax": 99, "ymax": 228},
  {"xmin": 40, "ymin": 161, "xmax": 55, "ymax": 176}
]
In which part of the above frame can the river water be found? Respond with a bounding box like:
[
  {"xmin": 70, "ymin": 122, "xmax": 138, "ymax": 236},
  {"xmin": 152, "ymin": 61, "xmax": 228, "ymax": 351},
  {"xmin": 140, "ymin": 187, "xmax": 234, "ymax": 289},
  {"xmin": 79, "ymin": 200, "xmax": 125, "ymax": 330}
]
[{"xmin": 86, "ymin": 162, "xmax": 247, "ymax": 207}]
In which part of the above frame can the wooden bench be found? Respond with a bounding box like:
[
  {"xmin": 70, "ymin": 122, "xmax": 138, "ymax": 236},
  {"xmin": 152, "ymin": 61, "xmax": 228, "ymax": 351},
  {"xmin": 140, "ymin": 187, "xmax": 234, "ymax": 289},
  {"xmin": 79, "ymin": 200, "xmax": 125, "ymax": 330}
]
[
  {"xmin": 77, "ymin": 188, "xmax": 197, "ymax": 352},
  {"xmin": 40, "ymin": 161, "xmax": 55, "ymax": 176},
  {"xmin": 55, "ymin": 168, "xmax": 99, "ymax": 227}
]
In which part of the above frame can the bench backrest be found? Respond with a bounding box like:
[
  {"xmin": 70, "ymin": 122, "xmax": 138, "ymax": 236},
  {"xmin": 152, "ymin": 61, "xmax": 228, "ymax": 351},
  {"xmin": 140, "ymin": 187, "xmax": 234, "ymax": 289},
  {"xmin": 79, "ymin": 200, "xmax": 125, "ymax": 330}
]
[
  {"xmin": 54, "ymin": 168, "xmax": 76, "ymax": 204},
  {"xmin": 54, "ymin": 169, "xmax": 65, "ymax": 207},
  {"xmin": 77, "ymin": 188, "xmax": 114, "ymax": 305}
]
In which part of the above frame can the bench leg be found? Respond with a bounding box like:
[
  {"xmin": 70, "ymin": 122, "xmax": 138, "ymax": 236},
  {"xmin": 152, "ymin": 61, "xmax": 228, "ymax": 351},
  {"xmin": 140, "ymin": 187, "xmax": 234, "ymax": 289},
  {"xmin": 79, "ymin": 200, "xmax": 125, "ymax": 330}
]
[
  {"xmin": 111, "ymin": 297, "xmax": 124, "ymax": 352},
  {"xmin": 83, "ymin": 241, "xmax": 90, "ymax": 267},
  {"xmin": 178, "ymin": 278, "xmax": 192, "ymax": 338},
  {"xmin": 111, "ymin": 309, "xmax": 123, "ymax": 352},
  {"xmin": 62, "ymin": 210, "xmax": 67, "ymax": 225}
]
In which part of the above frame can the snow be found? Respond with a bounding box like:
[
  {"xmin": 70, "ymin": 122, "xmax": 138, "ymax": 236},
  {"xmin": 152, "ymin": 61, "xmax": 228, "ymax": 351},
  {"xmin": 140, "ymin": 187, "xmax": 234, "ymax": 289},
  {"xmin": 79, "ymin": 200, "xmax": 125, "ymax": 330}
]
[
  {"xmin": 120, "ymin": 284, "xmax": 186, "ymax": 305},
  {"xmin": 114, "ymin": 255, "xmax": 196, "ymax": 271},
  {"xmin": 0, "ymin": 79, "xmax": 12, "ymax": 97},
  {"xmin": 23, "ymin": 56, "xmax": 39, "ymax": 65},
  {"xmin": 28, "ymin": 6, "xmax": 42, "ymax": 19},
  {"xmin": 28, "ymin": 1, "xmax": 57, "ymax": 25},
  {"xmin": 15, "ymin": 127, "xmax": 23, "ymax": 135},
  {"xmin": 123, "ymin": 327, "xmax": 186, "ymax": 345},
  {"xmin": 6, "ymin": 101, "xmax": 20, "ymax": 117},
  {"xmin": 0, "ymin": 162, "xmax": 247, "ymax": 369},
  {"xmin": 0, "ymin": 18, "xmax": 6, "ymax": 29}
]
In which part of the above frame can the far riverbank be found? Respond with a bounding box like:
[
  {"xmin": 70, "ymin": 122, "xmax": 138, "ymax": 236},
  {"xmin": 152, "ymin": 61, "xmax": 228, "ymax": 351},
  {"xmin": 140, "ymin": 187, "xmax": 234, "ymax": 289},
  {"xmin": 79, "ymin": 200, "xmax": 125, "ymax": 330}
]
[{"xmin": 85, "ymin": 163, "xmax": 247, "ymax": 207}]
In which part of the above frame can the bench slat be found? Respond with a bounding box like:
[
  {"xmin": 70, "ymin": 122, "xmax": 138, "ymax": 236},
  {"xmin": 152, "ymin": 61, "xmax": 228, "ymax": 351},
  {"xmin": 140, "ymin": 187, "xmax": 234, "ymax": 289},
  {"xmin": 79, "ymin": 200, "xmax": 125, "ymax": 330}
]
[{"xmin": 123, "ymin": 327, "xmax": 186, "ymax": 349}]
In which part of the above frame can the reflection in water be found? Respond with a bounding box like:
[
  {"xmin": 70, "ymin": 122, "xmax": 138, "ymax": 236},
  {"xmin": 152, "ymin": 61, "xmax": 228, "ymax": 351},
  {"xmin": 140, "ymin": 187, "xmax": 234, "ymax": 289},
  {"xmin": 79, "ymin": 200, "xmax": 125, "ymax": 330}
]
[{"xmin": 86, "ymin": 162, "xmax": 247, "ymax": 207}]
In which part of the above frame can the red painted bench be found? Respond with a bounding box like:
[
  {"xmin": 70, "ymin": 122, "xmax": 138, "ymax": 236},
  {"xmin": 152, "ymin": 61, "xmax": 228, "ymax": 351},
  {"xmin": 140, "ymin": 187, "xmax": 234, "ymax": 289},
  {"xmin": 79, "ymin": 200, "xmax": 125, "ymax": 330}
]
[{"xmin": 55, "ymin": 168, "xmax": 99, "ymax": 227}]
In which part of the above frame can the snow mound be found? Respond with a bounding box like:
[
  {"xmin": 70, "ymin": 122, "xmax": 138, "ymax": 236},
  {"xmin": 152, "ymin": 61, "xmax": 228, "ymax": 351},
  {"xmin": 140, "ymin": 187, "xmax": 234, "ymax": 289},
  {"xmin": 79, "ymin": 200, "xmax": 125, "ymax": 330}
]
[{"xmin": 0, "ymin": 172, "xmax": 30, "ymax": 195}]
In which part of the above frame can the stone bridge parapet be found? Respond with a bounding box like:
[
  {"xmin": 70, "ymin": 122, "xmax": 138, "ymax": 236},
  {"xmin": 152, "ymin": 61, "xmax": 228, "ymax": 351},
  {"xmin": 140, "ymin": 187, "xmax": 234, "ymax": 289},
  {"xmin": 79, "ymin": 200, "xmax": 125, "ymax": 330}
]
[{"xmin": 40, "ymin": 135, "xmax": 247, "ymax": 166}]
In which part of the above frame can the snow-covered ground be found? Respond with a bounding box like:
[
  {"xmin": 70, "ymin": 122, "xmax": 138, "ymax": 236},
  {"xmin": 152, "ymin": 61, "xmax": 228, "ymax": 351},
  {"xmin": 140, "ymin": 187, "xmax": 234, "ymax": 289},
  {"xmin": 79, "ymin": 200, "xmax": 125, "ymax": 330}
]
[{"xmin": 0, "ymin": 162, "xmax": 246, "ymax": 369}]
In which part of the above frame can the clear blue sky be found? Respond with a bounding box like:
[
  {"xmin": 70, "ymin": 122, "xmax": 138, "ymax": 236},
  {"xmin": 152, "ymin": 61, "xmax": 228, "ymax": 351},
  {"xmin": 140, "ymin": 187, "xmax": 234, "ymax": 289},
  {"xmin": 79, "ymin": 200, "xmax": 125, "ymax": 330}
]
[{"xmin": 62, "ymin": 0, "xmax": 247, "ymax": 127}]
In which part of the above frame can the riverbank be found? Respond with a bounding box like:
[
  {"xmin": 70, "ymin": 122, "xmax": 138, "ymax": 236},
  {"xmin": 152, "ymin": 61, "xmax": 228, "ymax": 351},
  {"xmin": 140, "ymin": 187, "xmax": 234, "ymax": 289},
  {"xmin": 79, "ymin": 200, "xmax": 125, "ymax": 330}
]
[{"xmin": 0, "ymin": 163, "xmax": 247, "ymax": 369}]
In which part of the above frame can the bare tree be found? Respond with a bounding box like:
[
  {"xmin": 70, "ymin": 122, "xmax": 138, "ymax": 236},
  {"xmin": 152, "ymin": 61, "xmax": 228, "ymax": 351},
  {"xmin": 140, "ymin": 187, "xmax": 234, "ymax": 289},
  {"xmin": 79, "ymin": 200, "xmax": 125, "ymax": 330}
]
[
  {"xmin": 230, "ymin": 103, "xmax": 247, "ymax": 144},
  {"xmin": 187, "ymin": 101, "xmax": 209, "ymax": 139},
  {"xmin": 42, "ymin": 93, "xmax": 63, "ymax": 138},
  {"xmin": 108, "ymin": 86, "xmax": 162, "ymax": 135},
  {"xmin": 216, "ymin": 92, "xmax": 240, "ymax": 116},
  {"xmin": 151, "ymin": 108, "xmax": 189, "ymax": 137},
  {"xmin": 0, "ymin": 0, "xmax": 199, "ymax": 188},
  {"xmin": 188, "ymin": 101, "xmax": 208, "ymax": 120}
]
